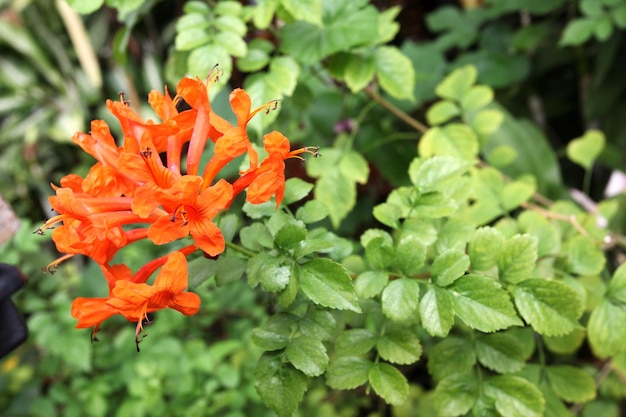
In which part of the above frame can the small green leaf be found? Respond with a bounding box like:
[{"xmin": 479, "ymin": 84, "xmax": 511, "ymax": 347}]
[
  {"xmin": 475, "ymin": 333, "xmax": 528, "ymax": 374},
  {"xmin": 432, "ymin": 250, "xmax": 470, "ymax": 287},
  {"xmin": 247, "ymin": 253, "xmax": 290, "ymax": 292},
  {"xmin": 67, "ymin": 0, "xmax": 105, "ymax": 14},
  {"xmin": 215, "ymin": 255, "xmax": 247, "ymax": 286},
  {"xmin": 354, "ymin": 271, "xmax": 389, "ymax": 299},
  {"xmin": 487, "ymin": 145, "xmax": 518, "ymax": 167},
  {"xmin": 382, "ymin": 278, "xmax": 420, "ymax": 321},
  {"xmin": 344, "ymin": 53, "xmax": 375, "ymax": 93},
  {"xmin": 461, "ymin": 85, "xmax": 494, "ymax": 110},
  {"xmin": 365, "ymin": 237, "xmax": 395, "ymax": 270},
  {"xmin": 395, "ymin": 235, "xmax": 427, "ymax": 277},
  {"xmin": 564, "ymin": 235, "xmax": 606, "ymax": 276},
  {"xmin": 448, "ymin": 274, "xmax": 523, "ymax": 332},
  {"xmin": 469, "ymin": 227, "xmax": 505, "ymax": 271},
  {"xmin": 428, "ymin": 337, "xmax": 476, "ymax": 381},
  {"xmin": 254, "ymin": 352, "xmax": 308, "ymax": 417},
  {"xmin": 326, "ymin": 357, "xmax": 372, "ymax": 390},
  {"xmin": 484, "ymin": 375, "xmax": 544, "ymax": 417},
  {"xmin": 299, "ymin": 258, "xmax": 361, "ymax": 312},
  {"xmin": 560, "ymin": 18, "xmax": 596, "ymax": 46},
  {"xmin": 543, "ymin": 328, "xmax": 586, "ymax": 354},
  {"xmin": 335, "ymin": 329, "xmax": 378, "ymax": 357},
  {"xmin": 607, "ymin": 262, "xmax": 626, "ymax": 303},
  {"xmin": 513, "ymin": 279, "xmax": 583, "ymax": 336},
  {"xmin": 377, "ymin": 329, "xmax": 423, "ymax": 365},
  {"xmin": 427, "ymin": 100, "xmax": 461, "ymax": 125},
  {"xmin": 368, "ymin": 362, "xmax": 409, "ymax": 406},
  {"xmin": 418, "ymin": 124, "xmax": 479, "ymax": 160},
  {"xmin": 283, "ymin": 178, "xmax": 314, "ymax": 205},
  {"xmin": 497, "ymin": 234, "xmax": 538, "ymax": 284},
  {"xmin": 315, "ymin": 169, "xmax": 355, "ymax": 228},
  {"xmin": 252, "ymin": 313, "xmax": 296, "ymax": 351},
  {"xmin": 339, "ymin": 150, "xmax": 370, "ymax": 184},
  {"xmin": 566, "ymin": 130, "xmax": 606, "ymax": 170},
  {"xmin": 295, "ymin": 200, "xmax": 329, "ymax": 224},
  {"xmin": 299, "ymin": 309, "xmax": 336, "ymax": 341},
  {"xmin": 435, "ymin": 65, "xmax": 477, "ymax": 101},
  {"xmin": 420, "ymin": 286, "xmax": 455, "ymax": 337},
  {"xmin": 374, "ymin": 46, "xmax": 415, "ymax": 101},
  {"xmin": 502, "ymin": 180, "xmax": 536, "ymax": 211},
  {"xmin": 373, "ymin": 202, "xmax": 403, "ymax": 228},
  {"xmin": 409, "ymin": 156, "xmax": 475, "ymax": 192},
  {"xmin": 471, "ymin": 109, "xmax": 504, "ymax": 136},
  {"xmin": 215, "ymin": 31, "xmax": 247, "ymax": 57},
  {"xmin": 546, "ymin": 365, "xmax": 596, "ymax": 403},
  {"xmin": 588, "ymin": 298, "xmax": 626, "ymax": 358},
  {"xmin": 280, "ymin": 0, "xmax": 322, "ymax": 25},
  {"xmin": 285, "ymin": 335, "xmax": 329, "ymax": 377},
  {"xmin": 253, "ymin": 0, "xmax": 278, "ymax": 29},
  {"xmin": 433, "ymin": 373, "xmax": 478, "ymax": 417}
]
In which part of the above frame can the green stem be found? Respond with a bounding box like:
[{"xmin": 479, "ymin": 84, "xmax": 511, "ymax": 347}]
[
  {"xmin": 225, "ymin": 240, "xmax": 256, "ymax": 258},
  {"xmin": 582, "ymin": 168, "xmax": 592, "ymax": 197},
  {"xmin": 365, "ymin": 86, "xmax": 429, "ymax": 134}
]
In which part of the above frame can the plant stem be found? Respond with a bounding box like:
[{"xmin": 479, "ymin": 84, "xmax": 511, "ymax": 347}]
[
  {"xmin": 365, "ymin": 86, "xmax": 429, "ymax": 134},
  {"xmin": 225, "ymin": 240, "xmax": 256, "ymax": 258}
]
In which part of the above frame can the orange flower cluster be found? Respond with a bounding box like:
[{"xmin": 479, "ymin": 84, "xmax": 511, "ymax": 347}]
[{"xmin": 37, "ymin": 68, "xmax": 318, "ymax": 350}]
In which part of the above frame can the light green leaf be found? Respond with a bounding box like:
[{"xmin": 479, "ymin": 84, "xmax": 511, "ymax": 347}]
[
  {"xmin": 468, "ymin": 227, "xmax": 505, "ymax": 271},
  {"xmin": 543, "ymin": 328, "xmax": 586, "ymax": 354},
  {"xmin": 354, "ymin": 271, "xmax": 389, "ymax": 299},
  {"xmin": 215, "ymin": 14, "xmax": 248, "ymax": 37},
  {"xmin": 502, "ymin": 180, "xmax": 536, "ymax": 211},
  {"xmin": 472, "ymin": 109, "xmax": 504, "ymax": 136},
  {"xmin": 280, "ymin": 0, "xmax": 322, "ymax": 25},
  {"xmin": 187, "ymin": 44, "xmax": 232, "ymax": 84},
  {"xmin": 588, "ymin": 298, "xmax": 626, "ymax": 358},
  {"xmin": 326, "ymin": 357, "xmax": 372, "ymax": 390},
  {"xmin": 461, "ymin": 85, "xmax": 494, "ymax": 110},
  {"xmin": 377, "ymin": 330, "xmax": 423, "ymax": 365},
  {"xmin": 295, "ymin": 200, "xmax": 329, "ymax": 224},
  {"xmin": 368, "ymin": 363, "xmax": 409, "ymax": 406},
  {"xmin": 607, "ymin": 262, "xmax": 626, "ymax": 303},
  {"xmin": 484, "ymin": 375, "xmax": 544, "ymax": 417},
  {"xmin": 283, "ymin": 178, "xmax": 314, "ymax": 205},
  {"xmin": 299, "ymin": 258, "xmax": 361, "ymax": 312},
  {"xmin": 214, "ymin": 1, "xmax": 243, "ymax": 15},
  {"xmin": 427, "ymin": 100, "xmax": 461, "ymax": 125},
  {"xmin": 487, "ymin": 145, "xmax": 518, "ymax": 167},
  {"xmin": 475, "ymin": 333, "xmax": 528, "ymax": 374},
  {"xmin": 497, "ymin": 234, "xmax": 538, "ymax": 284},
  {"xmin": 365, "ymin": 237, "xmax": 395, "ymax": 270},
  {"xmin": 517, "ymin": 211, "xmax": 561, "ymax": 257},
  {"xmin": 67, "ymin": 0, "xmax": 105, "ymax": 14},
  {"xmin": 339, "ymin": 150, "xmax": 370, "ymax": 184},
  {"xmin": 409, "ymin": 156, "xmax": 475, "ymax": 192},
  {"xmin": 448, "ymin": 274, "xmax": 523, "ymax": 332},
  {"xmin": 382, "ymin": 278, "xmax": 420, "ymax": 321},
  {"xmin": 546, "ymin": 365, "xmax": 596, "ymax": 403},
  {"xmin": 433, "ymin": 373, "xmax": 478, "ymax": 417},
  {"xmin": 374, "ymin": 46, "xmax": 415, "ymax": 101},
  {"xmin": 373, "ymin": 202, "xmax": 403, "ymax": 228},
  {"xmin": 253, "ymin": 0, "xmax": 278, "ymax": 29},
  {"xmin": 299, "ymin": 309, "xmax": 336, "ymax": 341},
  {"xmin": 560, "ymin": 18, "xmax": 597, "ymax": 46},
  {"xmin": 285, "ymin": 335, "xmax": 329, "ymax": 377},
  {"xmin": 345, "ymin": 53, "xmax": 376, "ymax": 92},
  {"xmin": 395, "ymin": 234, "xmax": 427, "ymax": 277},
  {"xmin": 335, "ymin": 329, "xmax": 378, "ymax": 356},
  {"xmin": 566, "ymin": 130, "xmax": 606, "ymax": 170},
  {"xmin": 315, "ymin": 169, "xmax": 355, "ymax": 228},
  {"xmin": 432, "ymin": 249, "xmax": 470, "ymax": 287},
  {"xmin": 428, "ymin": 337, "xmax": 476, "ymax": 381},
  {"xmin": 420, "ymin": 286, "xmax": 455, "ymax": 337},
  {"xmin": 413, "ymin": 191, "xmax": 459, "ymax": 218},
  {"xmin": 513, "ymin": 279, "xmax": 583, "ymax": 336},
  {"xmin": 564, "ymin": 235, "xmax": 606, "ymax": 276},
  {"xmin": 435, "ymin": 65, "xmax": 477, "ymax": 101},
  {"xmin": 254, "ymin": 352, "xmax": 308, "ymax": 417},
  {"xmin": 247, "ymin": 253, "xmax": 290, "ymax": 291},
  {"xmin": 418, "ymin": 124, "xmax": 479, "ymax": 160}
]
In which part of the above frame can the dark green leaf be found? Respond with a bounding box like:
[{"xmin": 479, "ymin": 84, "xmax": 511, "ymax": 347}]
[
  {"xmin": 252, "ymin": 313, "xmax": 297, "ymax": 351},
  {"xmin": 299, "ymin": 309, "xmax": 336, "ymax": 341},
  {"xmin": 326, "ymin": 357, "xmax": 372, "ymax": 390},
  {"xmin": 335, "ymin": 329, "xmax": 377, "ymax": 356},
  {"xmin": 420, "ymin": 286, "xmax": 455, "ymax": 337},
  {"xmin": 368, "ymin": 363, "xmax": 409, "ymax": 405},
  {"xmin": 428, "ymin": 337, "xmax": 476, "ymax": 381},
  {"xmin": 247, "ymin": 253, "xmax": 290, "ymax": 292},
  {"xmin": 377, "ymin": 329, "xmax": 422, "ymax": 365},
  {"xmin": 254, "ymin": 352, "xmax": 308, "ymax": 417},
  {"xmin": 285, "ymin": 335, "xmax": 329, "ymax": 377},
  {"xmin": 497, "ymin": 234, "xmax": 538, "ymax": 284},
  {"xmin": 365, "ymin": 236, "xmax": 395, "ymax": 270},
  {"xmin": 274, "ymin": 221, "xmax": 307, "ymax": 253},
  {"xmin": 433, "ymin": 373, "xmax": 478, "ymax": 417},
  {"xmin": 432, "ymin": 249, "xmax": 470, "ymax": 287},
  {"xmin": 315, "ymin": 169, "xmax": 356, "ymax": 228},
  {"xmin": 546, "ymin": 365, "xmax": 596, "ymax": 403},
  {"xmin": 240, "ymin": 223, "xmax": 274, "ymax": 251},
  {"xmin": 382, "ymin": 278, "xmax": 420, "ymax": 321},
  {"xmin": 299, "ymin": 258, "xmax": 361, "ymax": 312},
  {"xmin": 560, "ymin": 18, "xmax": 596, "ymax": 46},
  {"xmin": 607, "ymin": 262, "xmax": 626, "ymax": 303},
  {"xmin": 484, "ymin": 375, "xmax": 544, "ymax": 417},
  {"xmin": 475, "ymin": 333, "xmax": 528, "ymax": 374},
  {"xmin": 215, "ymin": 255, "xmax": 247, "ymax": 286}
]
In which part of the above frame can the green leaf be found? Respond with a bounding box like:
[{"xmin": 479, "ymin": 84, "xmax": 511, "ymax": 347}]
[
  {"xmin": 513, "ymin": 279, "xmax": 583, "ymax": 336},
  {"xmin": 487, "ymin": 145, "xmax": 518, "ymax": 167},
  {"xmin": 560, "ymin": 18, "xmax": 596, "ymax": 46},
  {"xmin": 433, "ymin": 373, "xmax": 478, "ymax": 417},
  {"xmin": 448, "ymin": 274, "xmax": 523, "ymax": 332},
  {"xmin": 285, "ymin": 335, "xmax": 329, "ymax": 377},
  {"xmin": 566, "ymin": 130, "xmax": 606, "ymax": 170},
  {"xmin": 517, "ymin": 211, "xmax": 560, "ymax": 257},
  {"xmin": 175, "ymin": 27, "xmax": 212, "ymax": 51},
  {"xmin": 240, "ymin": 222, "xmax": 273, "ymax": 250},
  {"xmin": 247, "ymin": 253, "xmax": 291, "ymax": 292},
  {"xmin": 420, "ymin": 286, "xmax": 455, "ymax": 337},
  {"xmin": 460, "ymin": 85, "xmax": 494, "ymax": 110},
  {"xmin": 382, "ymin": 278, "xmax": 420, "ymax": 321},
  {"xmin": 468, "ymin": 227, "xmax": 505, "ymax": 271},
  {"xmin": 365, "ymin": 236, "xmax": 395, "ymax": 270},
  {"xmin": 502, "ymin": 180, "xmax": 536, "ymax": 211},
  {"xmin": 215, "ymin": 31, "xmax": 247, "ymax": 57},
  {"xmin": 368, "ymin": 363, "xmax": 409, "ymax": 406},
  {"xmin": 187, "ymin": 44, "xmax": 232, "ymax": 81},
  {"xmin": 354, "ymin": 271, "xmax": 389, "ymax": 299},
  {"xmin": 215, "ymin": 255, "xmax": 247, "ymax": 286},
  {"xmin": 373, "ymin": 202, "xmax": 403, "ymax": 228},
  {"xmin": 497, "ymin": 234, "xmax": 538, "ymax": 284},
  {"xmin": 428, "ymin": 337, "xmax": 476, "ymax": 381},
  {"xmin": 409, "ymin": 156, "xmax": 475, "ymax": 192},
  {"xmin": 418, "ymin": 124, "xmax": 479, "ymax": 160},
  {"xmin": 377, "ymin": 330, "xmax": 423, "ymax": 365},
  {"xmin": 254, "ymin": 352, "xmax": 308, "ymax": 417},
  {"xmin": 280, "ymin": 0, "xmax": 322, "ymax": 25},
  {"xmin": 588, "ymin": 298, "xmax": 626, "ymax": 358},
  {"xmin": 546, "ymin": 365, "xmax": 596, "ymax": 403},
  {"xmin": 564, "ymin": 235, "xmax": 606, "ymax": 276},
  {"xmin": 413, "ymin": 192, "xmax": 459, "ymax": 218},
  {"xmin": 335, "ymin": 329, "xmax": 378, "ymax": 356},
  {"xmin": 427, "ymin": 100, "xmax": 461, "ymax": 125},
  {"xmin": 326, "ymin": 357, "xmax": 372, "ymax": 390},
  {"xmin": 344, "ymin": 53, "xmax": 376, "ymax": 92},
  {"xmin": 295, "ymin": 200, "xmax": 329, "ymax": 224},
  {"xmin": 374, "ymin": 46, "xmax": 416, "ymax": 101},
  {"xmin": 283, "ymin": 178, "xmax": 314, "ymax": 205},
  {"xmin": 432, "ymin": 250, "xmax": 470, "ymax": 287},
  {"xmin": 475, "ymin": 333, "xmax": 528, "ymax": 374},
  {"xmin": 299, "ymin": 258, "xmax": 361, "ymax": 312},
  {"xmin": 471, "ymin": 109, "xmax": 504, "ymax": 136},
  {"xmin": 253, "ymin": 0, "xmax": 278, "ymax": 29},
  {"xmin": 484, "ymin": 375, "xmax": 544, "ymax": 417},
  {"xmin": 395, "ymin": 235, "xmax": 427, "ymax": 277},
  {"xmin": 607, "ymin": 262, "xmax": 626, "ymax": 303},
  {"xmin": 435, "ymin": 65, "xmax": 477, "ymax": 101},
  {"xmin": 315, "ymin": 169, "xmax": 355, "ymax": 228},
  {"xmin": 339, "ymin": 150, "xmax": 370, "ymax": 184},
  {"xmin": 543, "ymin": 328, "xmax": 586, "ymax": 354},
  {"xmin": 67, "ymin": 0, "xmax": 105, "ymax": 14},
  {"xmin": 252, "ymin": 313, "xmax": 296, "ymax": 351},
  {"xmin": 299, "ymin": 309, "xmax": 336, "ymax": 340},
  {"xmin": 274, "ymin": 221, "xmax": 307, "ymax": 253},
  {"xmin": 214, "ymin": 1, "xmax": 243, "ymax": 15}
]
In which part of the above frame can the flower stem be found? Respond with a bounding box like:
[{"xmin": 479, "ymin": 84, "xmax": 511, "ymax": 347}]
[{"xmin": 225, "ymin": 240, "xmax": 256, "ymax": 258}]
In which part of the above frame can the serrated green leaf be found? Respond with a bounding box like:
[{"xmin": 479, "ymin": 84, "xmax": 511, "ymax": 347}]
[
  {"xmin": 560, "ymin": 18, "xmax": 596, "ymax": 46},
  {"xmin": 345, "ymin": 53, "xmax": 375, "ymax": 92},
  {"xmin": 382, "ymin": 278, "xmax": 420, "ymax": 321},
  {"xmin": 564, "ymin": 235, "xmax": 606, "ymax": 276},
  {"xmin": 240, "ymin": 222, "xmax": 273, "ymax": 250},
  {"xmin": 254, "ymin": 352, "xmax": 308, "ymax": 417},
  {"xmin": 418, "ymin": 124, "xmax": 479, "ymax": 160},
  {"xmin": 432, "ymin": 250, "xmax": 470, "ymax": 287},
  {"xmin": 546, "ymin": 365, "xmax": 596, "ymax": 403},
  {"xmin": 247, "ymin": 253, "xmax": 290, "ymax": 291},
  {"xmin": 285, "ymin": 335, "xmax": 328, "ymax": 377},
  {"xmin": 448, "ymin": 274, "xmax": 523, "ymax": 332},
  {"xmin": 517, "ymin": 211, "xmax": 561, "ymax": 257},
  {"xmin": 252, "ymin": 313, "xmax": 297, "ymax": 351},
  {"xmin": 428, "ymin": 337, "xmax": 476, "ymax": 381},
  {"xmin": 413, "ymin": 191, "xmax": 459, "ymax": 218},
  {"xmin": 484, "ymin": 375, "xmax": 544, "ymax": 417},
  {"xmin": 299, "ymin": 309, "xmax": 336, "ymax": 341},
  {"xmin": 295, "ymin": 238, "xmax": 334, "ymax": 259},
  {"xmin": 315, "ymin": 169, "xmax": 355, "ymax": 228},
  {"xmin": 497, "ymin": 234, "xmax": 538, "ymax": 284},
  {"xmin": 469, "ymin": 227, "xmax": 505, "ymax": 271},
  {"xmin": 433, "ymin": 373, "xmax": 478, "ymax": 417},
  {"xmin": 354, "ymin": 271, "xmax": 389, "ymax": 299},
  {"xmin": 427, "ymin": 100, "xmax": 461, "ymax": 125},
  {"xmin": 461, "ymin": 85, "xmax": 494, "ymax": 110},
  {"xmin": 513, "ymin": 279, "xmax": 583, "ymax": 336},
  {"xmin": 374, "ymin": 46, "xmax": 415, "ymax": 101},
  {"xmin": 409, "ymin": 156, "xmax": 475, "ymax": 192},
  {"xmin": 368, "ymin": 363, "xmax": 409, "ymax": 406},
  {"xmin": 283, "ymin": 177, "xmax": 314, "ymax": 205},
  {"xmin": 420, "ymin": 286, "xmax": 455, "ymax": 337},
  {"xmin": 588, "ymin": 298, "xmax": 626, "ymax": 358},
  {"xmin": 295, "ymin": 200, "xmax": 329, "ymax": 224},
  {"xmin": 365, "ymin": 237, "xmax": 395, "ymax": 270},
  {"xmin": 335, "ymin": 329, "xmax": 378, "ymax": 356},
  {"xmin": 435, "ymin": 65, "xmax": 477, "ymax": 101},
  {"xmin": 377, "ymin": 330, "xmax": 422, "ymax": 365},
  {"xmin": 472, "ymin": 109, "xmax": 504, "ymax": 136},
  {"xmin": 566, "ymin": 130, "xmax": 605, "ymax": 170},
  {"xmin": 326, "ymin": 357, "xmax": 372, "ymax": 390},
  {"xmin": 299, "ymin": 258, "xmax": 361, "ymax": 312},
  {"xmin": 274, "ymin": 221, "xmax": 307, "ymax": 253},
  {"xmin": 395, "ymin": 235, "xmax": 427, "ymax": 277},
  {"xmin": 361, "ymin": 228, "xmax": 394, "ymax": 248},
  {"xmin": 475, "ymin": 333, "xmax": 528, "ymax": 374}
]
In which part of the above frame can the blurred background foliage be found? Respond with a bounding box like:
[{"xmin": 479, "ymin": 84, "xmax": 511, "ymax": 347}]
[{"xmin": 0, "ymin": 0, "xmax": 625, "ymax": 416}]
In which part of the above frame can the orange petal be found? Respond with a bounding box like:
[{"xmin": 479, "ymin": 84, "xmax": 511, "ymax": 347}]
[
  {"xmin": 153, "ymin": 251, "xmax": 188, "ymax": 293},
  {"xmin": 71, "ymin": 297, "xmax": 119, "ymax": 328},
  {"xmin": 169, "ymin": 292, "xmax": 201, "ymax": 316},
  {"xmin": 148, "ymin": 215, "xmax": 189, "ymax": 245}
]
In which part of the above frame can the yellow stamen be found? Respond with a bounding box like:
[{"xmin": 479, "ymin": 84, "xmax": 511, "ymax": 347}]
[
  {"xmin": 247, "ymin": 100, "xmax": 280, "ymax": 122},
  {"xmin": 43, "ymin": 253, "xmax": 75, "ymax": 274}
]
